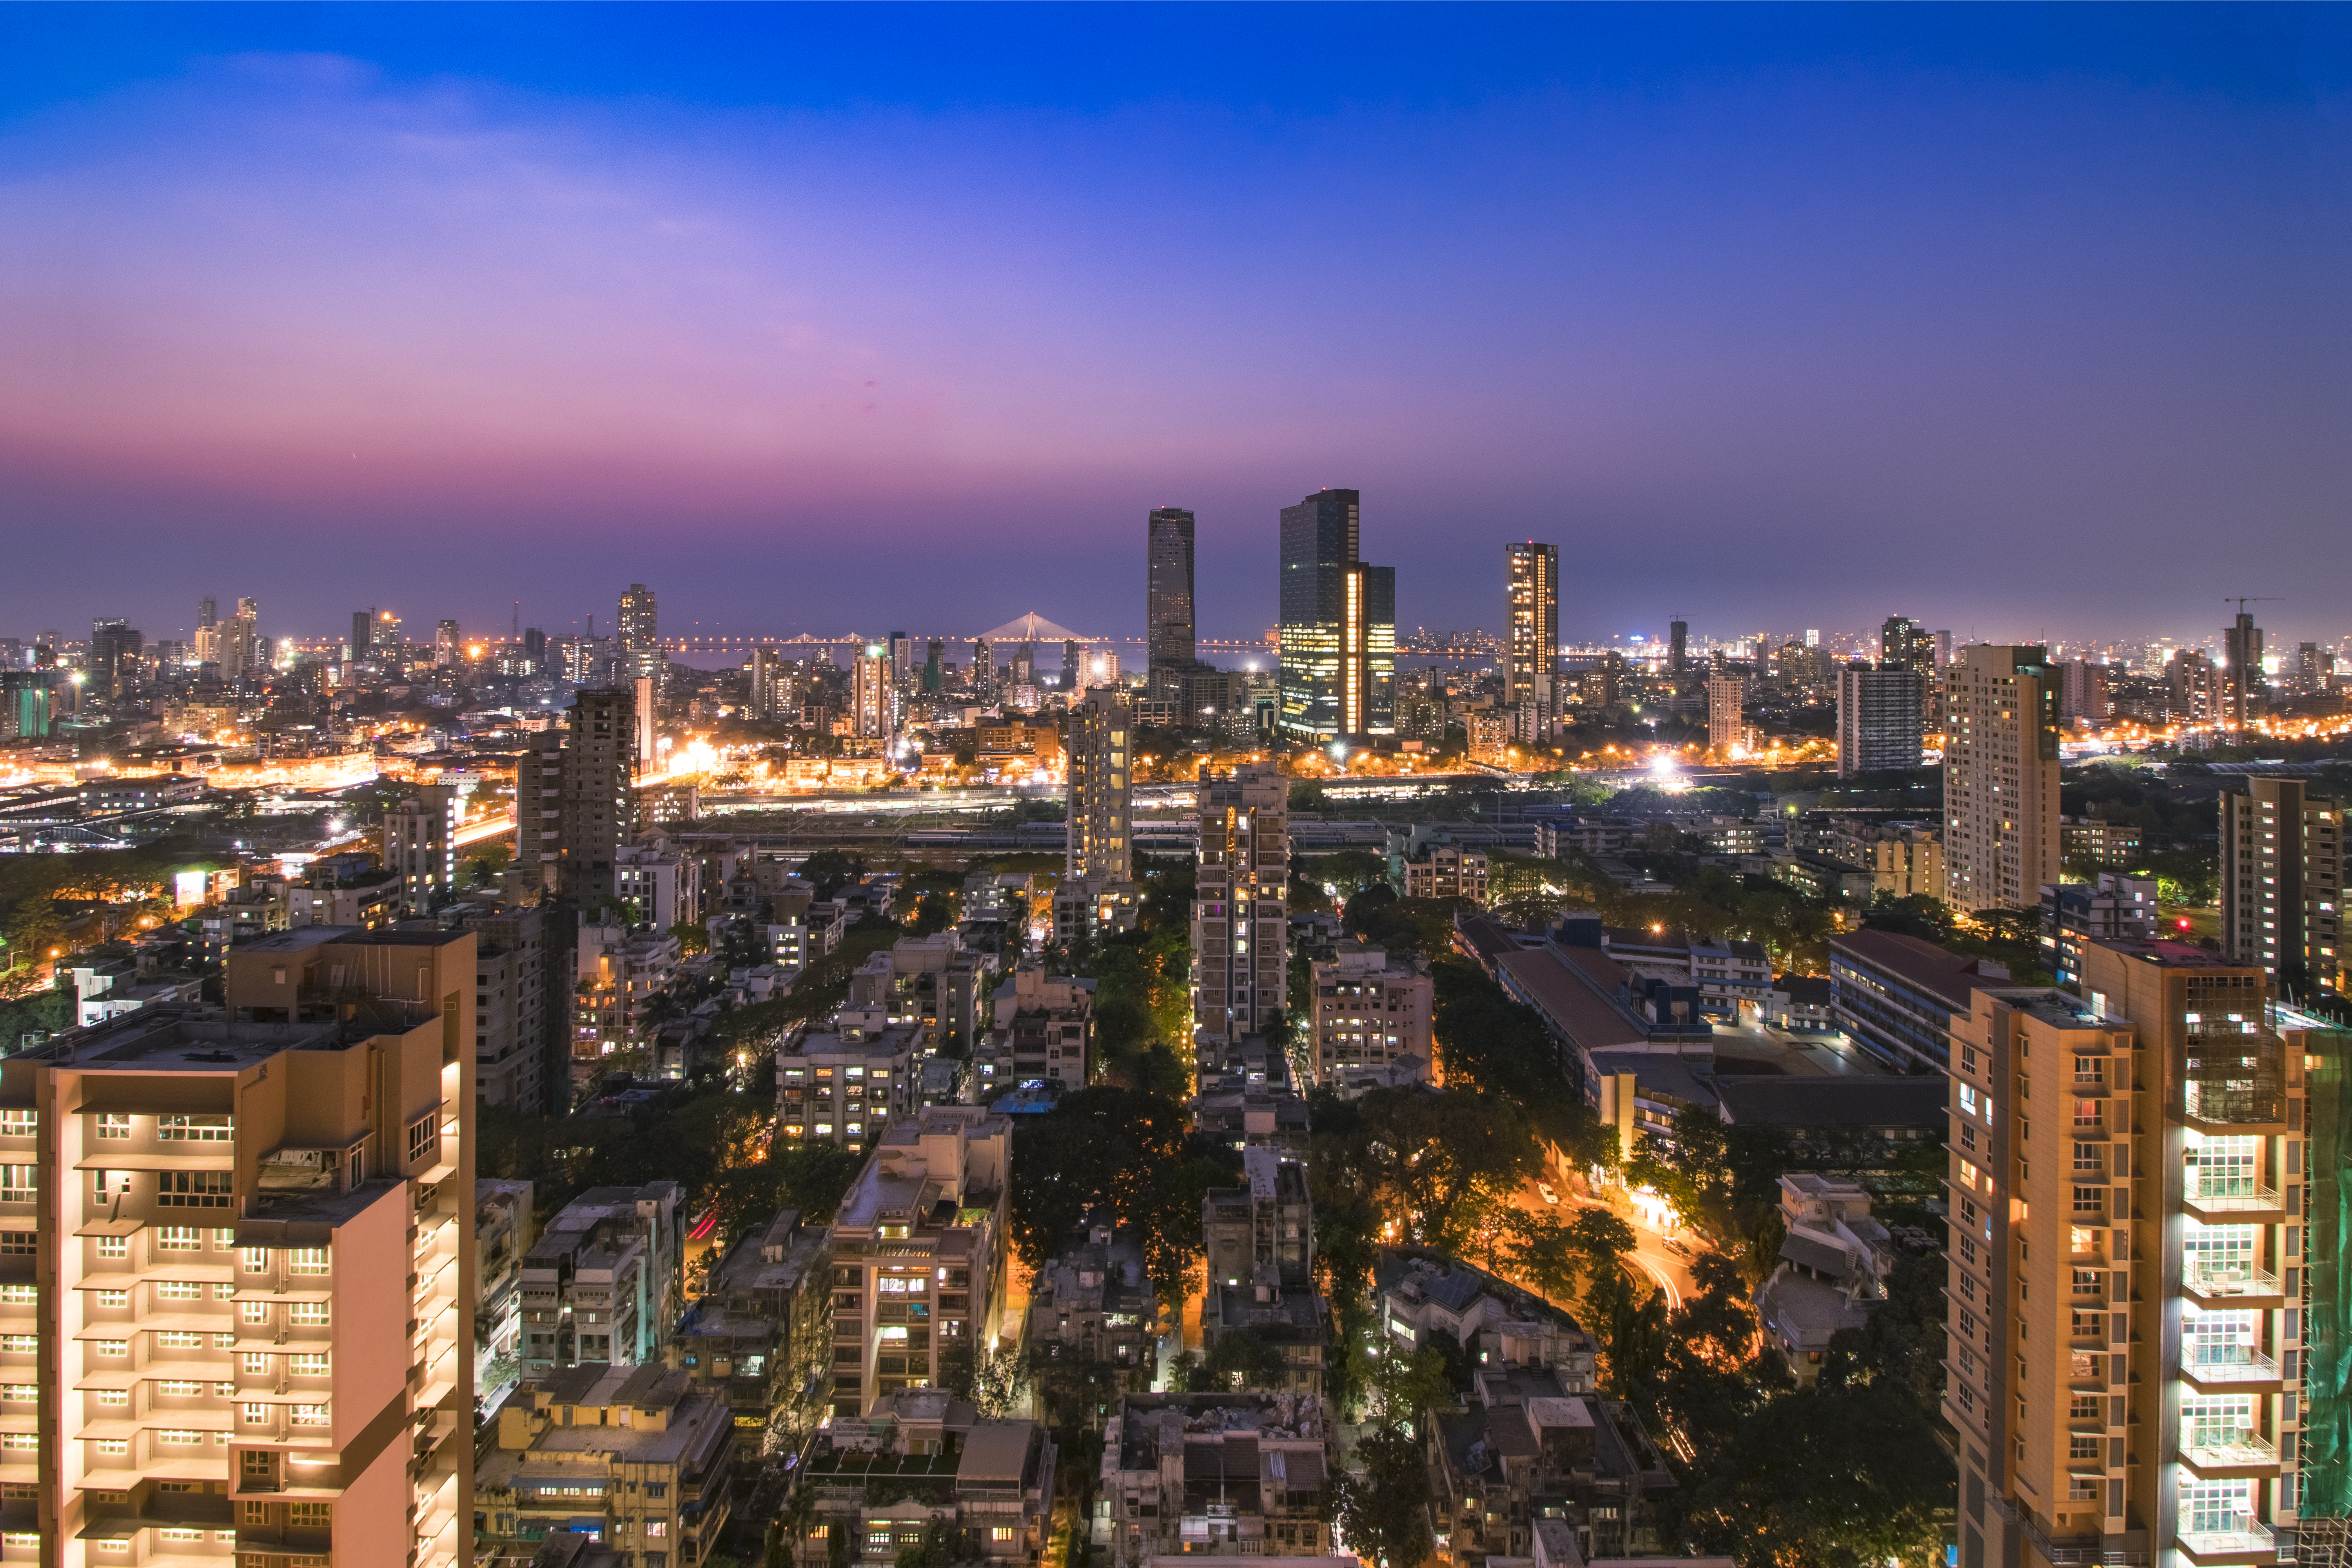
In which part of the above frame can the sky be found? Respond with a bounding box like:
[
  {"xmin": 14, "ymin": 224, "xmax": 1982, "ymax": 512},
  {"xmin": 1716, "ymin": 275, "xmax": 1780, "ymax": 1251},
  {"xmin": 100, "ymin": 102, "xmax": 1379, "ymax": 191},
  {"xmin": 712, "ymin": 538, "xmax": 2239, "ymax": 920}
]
[{"xmin": 2, "ymin": 4, "xmax": 2348, "ymax": 652}]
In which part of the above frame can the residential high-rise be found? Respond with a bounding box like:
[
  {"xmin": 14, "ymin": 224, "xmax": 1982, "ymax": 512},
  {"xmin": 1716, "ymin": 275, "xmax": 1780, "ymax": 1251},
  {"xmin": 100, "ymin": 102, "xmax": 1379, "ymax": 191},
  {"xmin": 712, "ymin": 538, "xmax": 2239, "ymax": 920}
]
[
  {"xmin": 852, "ymin": 642, "xmax": 891, "ymax": 737},
  {"xmin": 1060, "ymin": 639, "xmax": 1080, "ymax": 691},
  {"xmin": 926, "ymin": 640, "xmax": 944, "ymax": 695},
  {"xmin": 633, "ymin": 673, "xmax": 658, "ymax": 767},
  {"xmin": 1706, "ymin": 672, "xmax": 1744, "ymax": 757},
  {"xmin": 1668, "ymin": 618, "xmax": 1688, "ymax": 678},
  {"xmin": 617, "ymin": 582, "xmax": 664, "ymax": 692},
  {"xmin": 194, "ymin": 595, "xmax": 219, "ymax": 667},
  {"xmin": 383, "ymin": 784, "xmax": 460, "ymax": 915},
  {"xmin": 973, "ymin": 638, "xmax": 998, "ymax": 706},
  {"xmin": 1067, "ymin": 686, "xmax": 1134, "ymax": 884},
  {"xmin": 2297, "ymin": 641, "xmax": 2337, "ymax": 698},
  {"xmin": 1192, "ymin": 762, "xmax": 1289, "ymax": 1062},
  {"xmin": 350, "ymin": 608, "xmax": 375, "ymax": 663},
  {"xmin": 1942, "ymin": 644, "xmax": 2060, "ymax": 912},
  {"xmin": 0, "ymin": 924, "xmax": 479, "ymax": 1568},
  {"xmin": 749, "ymin": 646, "xmax": 789, "ymax": 719},
  {"xmin": 1147, "ymin": 506, "xmax": 1198, "ymax": 704},
  {"xmin": 2221, "ymin": 776, "xmax": 2344, "ymax": 999},
  {"xmin": 1277, "ymin": 488, "xmax": 1395, "ymax": 741},
  {"xmin": 1935, "ymin": 630, "xmax": 1954, "ymax": 667},
  {"xmin": 1947, "ymin": 937, "xmax": 2341, "ymax": 1568},
  {"xmin": 435, "ymin": 618, "xmax": 461, "ymax": 666},
  {"xmin": 1881, "ymin": 614, "xmax": 1935, "ymax": 673},
  {"xmin": 1504, "ymin": 542, "xmax": 1559, "ymax": 713},
  {"xmin": 515, "ymin": 688, "xmax": 639, "ymax": 902},
  {"xmin": 2172, "ymin": 650, "xmax": 2220, "ymax": 725},
  {"xmin": 2060, "ymin": 660, "xmax": 2112, "ymax": 728},
  {"xmin": 2224, "ymin": 610, "xmax": 2266, "ymax": 731},
  {"xmin": 89, "ymin": 617, "xmax": 141, "ymax": 700},
  {"xmin": 890, "ymin": 632, "xmax": 916, "ymax": 694},
  {"xmin": 1836, "ymin": 664, "xmax": 1924, "ymax": 778}
]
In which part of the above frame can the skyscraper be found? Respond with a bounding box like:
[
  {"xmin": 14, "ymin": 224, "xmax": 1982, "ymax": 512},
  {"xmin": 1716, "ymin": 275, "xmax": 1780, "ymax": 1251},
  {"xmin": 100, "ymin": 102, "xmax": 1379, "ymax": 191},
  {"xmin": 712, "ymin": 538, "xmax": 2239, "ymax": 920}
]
[
  {"xmin": 972, "ymin": 638, "xmax": 998, "ymax": 706},
  {"xmin": 1504, "ymin": 542, "xmax": 1559, "ymax": 711},
  {"xmin": 1278, "ymin": 488, "xmax": 1394, "ymax": 741},
  {"xmin": 1942, "ymin": 644, "xmax": 2060, "ymax": 911},
  {"xmin": 194, "ymin": 595, "xmax": 219, "ymax": 667},
  {"xmin": 2060, "ymin": 660, "xmax": 2112, "ymax": 728},
  {"xmin": 351, "ymin": 608, "xmax": 375, "ymax": 663},
  {"xmin": 89, "ymin": 618, "xmax": 142, "ymax": 700},
  {"xmin": 1147, "ymin": 507, "xmax": 1197, "ymax": 704},
  {"xmin": 925, "ymin": 640, "xmax": 944, "ymax": 695},
  {"xmin": 1837, "ymin": 665, "xmax": 1924, "ymax": 777},
  {"xmin": 852, "ymin": 643, "xmax": 892, "ymax": 737},
  {"xmin": 1947, "ymin": 937, "xmax": 2337, "ymax": 1568},
  {"xmin": 890, "ymin": 632, "xmax": 917, "ymax": 694},
  {"xmin": 1706, "ymin": 672, "xmax": 1744, "ymax": 757},
  {"xmin": 515, "ymin": 688, "xmax": 639, "ymax": 902},
  {"xmin": 2221, "ymin": 776, "xmax": 2345, "ymax": 999},
  {"xmin": 1192, "ymin": 762, "xmax": 1290, "ymax": 1063},
  {"xmin": 749, "ymin": 647, "xmax": 789, "ymax": 719},
  {"xmin": 1067, "ymin": 686, "xmax": 1134, "ymax": 884},
  {"xmin": 617, "ymin": 583, "xmax": 664, "ymax": 692},
  {"xmin": 1668, "ymin": 618, "xmax": 1688, "ymax": 678},
  {"xmin": 385, "ymin": 784, "xmax": 460, "ymax": 914},
  {"xmin": 436, "ymin": 617, "xmax": 461, "ymax": 666},
  {"xmin": 2225, "ymin": 610, "xmax": 2266, "ymax": 731}
]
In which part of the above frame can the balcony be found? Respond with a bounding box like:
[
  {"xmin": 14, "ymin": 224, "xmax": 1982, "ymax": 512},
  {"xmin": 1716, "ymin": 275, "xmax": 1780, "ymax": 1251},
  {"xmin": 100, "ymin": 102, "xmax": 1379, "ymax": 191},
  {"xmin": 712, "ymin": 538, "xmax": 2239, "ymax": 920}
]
[
  {"xmin": 2180, "ymin": 1351, "xmax": 2281, "ymax": 1392},
  {"xmin": 2183, "ymin": 1269, "xmax": 2286, "ymax": 1309},
  {"xmin": 2183, "ymin": 1185, "xmax": 2285, "ymax": 1223},
  {"xmin": 2179, "ymin": 1432, "xmax": 2279, "ymax": 1479},
  {"xmin": 2176, "ymin": 1519, "xmax": 2276, "ymax": 1566}
]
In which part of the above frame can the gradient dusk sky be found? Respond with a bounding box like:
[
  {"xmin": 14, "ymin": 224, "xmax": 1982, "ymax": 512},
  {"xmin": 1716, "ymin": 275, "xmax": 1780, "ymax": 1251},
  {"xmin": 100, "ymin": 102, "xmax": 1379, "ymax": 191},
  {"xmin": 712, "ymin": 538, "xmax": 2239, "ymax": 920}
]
[{"xmin": 2, "ymin": 4, "xmax": 2347, "ymax": 651}]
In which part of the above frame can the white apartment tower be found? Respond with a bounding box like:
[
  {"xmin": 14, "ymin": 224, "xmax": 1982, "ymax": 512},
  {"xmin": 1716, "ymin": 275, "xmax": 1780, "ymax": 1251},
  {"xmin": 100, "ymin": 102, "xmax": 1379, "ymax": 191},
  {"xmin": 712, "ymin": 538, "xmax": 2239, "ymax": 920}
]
[{"xmin": 1942, "ymin": 644, "xmax": 2061, "ymax": 913}]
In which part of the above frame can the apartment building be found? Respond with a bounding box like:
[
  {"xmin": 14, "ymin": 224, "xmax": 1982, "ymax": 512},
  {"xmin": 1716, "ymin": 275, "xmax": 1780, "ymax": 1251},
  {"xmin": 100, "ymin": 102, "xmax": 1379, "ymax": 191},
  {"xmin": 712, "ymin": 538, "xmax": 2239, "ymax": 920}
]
[
  {"xmin": 1066, "ymin": 685, "xmax": 1136, "ymax": 883},
  {"xmin": 2038, "ymin": 874, "xmax": 2159, "ymax": 988},
  {"xmin": 383, "ymin": 785, "xmax": 459, "ymax": 915},
  {"xmin": 826, "ymin": 1107, "xmax": 1011, "ymax": 1418},
  {"xmin": 846, "ymin": 934, "xmax": 987, "ymax": 1056},
  {"xmin": 1306, "ymin": 947, "xmax": 1431, "ymax": 1089},
  {"xmin": 518, "ymin": 1183, "xmax": 683, "ymax": 1378},
  {"xmin": 614, "ymin": 846, "xmax": 703, "ymax": 934},
  {"xmin": 515, "ymin": 689, "xmax": 638, "ymax": 902},
  {"xmin": 477, "ymin": 1363, "xmax": 734, "ymax": 1566},
  {"xmin": 976, "ymin": 968, "xmax": 1094, "ymax": 1096},
  {"xmin": 1427, "ymin": 1365, "xmax": 1677, "ymax": 1563},
  {"xmin": 2221, "ymin": 776, "xmax": 2344, "ymax": 998},
  {"xmin": 1101, "ymin": 1393, "xmax": 1331, "ymax": 1568},
  {"xmin": 1399, "ymin": 844, "xmax": 1489, "ymax": 903},
  {"xmin": 1374, "ymin": 1252, "xmax": 1597, "ymax": 1381},
  {"xmin": 1193, "ymin": 764, "xmax": 1289, "ymax": 1062},
  {"xmin": 1942, "ymin": 644, "xmax": 2061, "ymax": 911},
  {"xmin": 790, "ymin": 1389, "xmax": 1056, "ymax": 1568},
  {"xmin": 669, "ymin": 1207, "xmax": 831, "ymax": 1436},
  {"xmin": 575, "ymin": 921, "xmax": 682, "ymax": 1070},
  {"xmin": 0, "ymin": 973, "xmax": 473, "ymax": 1568},
  {"xmin": 478, "ymin": 1178, "xmax": 537, "ymax": 1375},
  {"xmin": 1027, "ymin": 1215, "xmax": 1155, "ymax": 1376},
  {"xmin": 2062, "ymin": 816, "xmax": 2145, "ymax": 870},
  {"xmin": 777, "ymin": 1015, "xmax": 921, "ymax": 1147},
  {"xmin": 1837, "ymin": 664, "xmax": 1926, "ymax": 778},
  {"xmin": 445, "ymin": 903, "xmax": 560, "ymax": 1112},
  {"xmin": 1946, "ymin": 937, "xmax": 2341, "ymax": 1568},
  {"xmin": 1829, "ymin": 927, "xmax": 2011, "ymax": 1073},
  {"xmin": 1200, "ymin": 1149, "xmax": 1328, "ymax": 1395}
]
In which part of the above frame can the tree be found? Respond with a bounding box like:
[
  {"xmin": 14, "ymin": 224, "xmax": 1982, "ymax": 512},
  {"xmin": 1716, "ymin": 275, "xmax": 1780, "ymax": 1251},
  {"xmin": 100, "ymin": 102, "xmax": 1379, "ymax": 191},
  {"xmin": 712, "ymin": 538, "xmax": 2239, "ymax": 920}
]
[
  {"xmin": 1198, "ymin": 1329, "xmax": 1289, "ymax": 1392},
  {"xmin": 798, "ymin": 850, "xmax": 866, "ymax": 899},
  {"xmin": 1361, "ymin": 1339, "xmax": 1453, "ymax": 1432},
  {"xmin": 940, "ymin": 1339, "xmax": 1031, "ymax": 1418},
  {"xmin": 1505, "ymin": 1211, "xmax": 1582, "ymax": 1307},
  {"xmin": 1336, "ymin": 1426, "xmax": 1434, "ymax": 1568},
  {"xmin": 1679, "ymin": 1380, "xmax": 1949, "ymax": 1567}
]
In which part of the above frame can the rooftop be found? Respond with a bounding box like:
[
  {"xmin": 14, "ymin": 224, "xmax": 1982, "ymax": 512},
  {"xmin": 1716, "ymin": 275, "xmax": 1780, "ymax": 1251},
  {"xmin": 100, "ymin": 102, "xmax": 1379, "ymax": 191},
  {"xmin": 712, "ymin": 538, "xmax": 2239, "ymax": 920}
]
[
  {"xmin": 1828, "ymin": 929, "xmax": 1997, "ymax": 1009},
  {"xmin": 1713, "ymin": 1074, "xmax": 1947, "ymax": 1130},
  {"xmin": 18, "ymin": 1004, "xmax": 421, "ymax": 1071}
]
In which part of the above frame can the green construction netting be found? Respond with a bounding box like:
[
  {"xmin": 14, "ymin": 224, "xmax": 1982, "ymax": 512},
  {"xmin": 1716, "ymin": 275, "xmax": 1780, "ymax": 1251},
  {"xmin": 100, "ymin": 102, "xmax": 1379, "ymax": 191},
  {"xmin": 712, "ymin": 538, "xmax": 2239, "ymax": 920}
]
[{"xmin": 2306, "ymin": 1025, "xmax": 2352, "ymax": 1518}]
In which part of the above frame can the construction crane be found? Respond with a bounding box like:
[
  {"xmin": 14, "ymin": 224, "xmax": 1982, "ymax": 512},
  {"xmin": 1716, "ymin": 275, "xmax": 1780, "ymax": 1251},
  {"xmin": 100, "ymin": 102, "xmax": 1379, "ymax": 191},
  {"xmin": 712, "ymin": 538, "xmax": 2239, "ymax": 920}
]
[{"xmin": 2225, "ymin": 595, "xmax": 2281, "ymax": 618}]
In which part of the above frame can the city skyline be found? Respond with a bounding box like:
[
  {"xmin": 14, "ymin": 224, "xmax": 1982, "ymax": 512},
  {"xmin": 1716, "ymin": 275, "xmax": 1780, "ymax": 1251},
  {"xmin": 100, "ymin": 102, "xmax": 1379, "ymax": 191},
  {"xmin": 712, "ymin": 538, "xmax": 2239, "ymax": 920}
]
[{"xmin": 3, "ymin": 7, "xmax": 2348, "ymax": 641}]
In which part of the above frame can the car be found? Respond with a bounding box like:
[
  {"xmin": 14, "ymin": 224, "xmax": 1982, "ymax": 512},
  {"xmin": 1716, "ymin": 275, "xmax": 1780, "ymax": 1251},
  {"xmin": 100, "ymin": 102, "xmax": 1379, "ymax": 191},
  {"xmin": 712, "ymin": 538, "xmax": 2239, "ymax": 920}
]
[{"xmin": 1536, "ymin": 1183, "xmax": 1558, "ymax": 1206}]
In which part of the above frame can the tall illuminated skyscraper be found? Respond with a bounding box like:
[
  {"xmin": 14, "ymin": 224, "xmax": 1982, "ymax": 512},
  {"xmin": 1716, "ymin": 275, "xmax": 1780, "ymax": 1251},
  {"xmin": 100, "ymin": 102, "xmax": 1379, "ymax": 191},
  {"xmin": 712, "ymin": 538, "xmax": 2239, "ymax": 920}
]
[
  {"xmin": 1147, "ymin": 507, "xmax": 1197, "ymax": 704},
  {"xmin": 1942, "ymin": 644, "xmax": 2060, "ymax": 912},
  {"xmin": 1192, "ymin": 762, "xmax": 1289, "ymax": 1064},
  {"xmin": 1504, "ymin": 542, "xmax": 1558, "ymax": 711},
  {"xmin": 1277, "ymin": 488, "xmax": 1393, "ymax": 741}
]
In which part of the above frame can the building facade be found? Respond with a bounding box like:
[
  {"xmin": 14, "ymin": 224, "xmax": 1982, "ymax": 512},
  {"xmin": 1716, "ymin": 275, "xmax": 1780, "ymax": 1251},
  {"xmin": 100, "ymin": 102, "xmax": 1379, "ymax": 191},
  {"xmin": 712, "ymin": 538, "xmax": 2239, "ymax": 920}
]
[
  {"xmin": 1307, "ymin": 948, "xmax": 1432, "ymax": 1088},
  {"xmin": 1836, "ymin": 664, "xmax": 1924, "ymax": 778},
  {"xmin": 1706, "ymin": 673, "xmax": 1744, "ymax": 758},
  {"xmin": 383, "ymin": 784, "xmax": 459, "ymax": 915},
  {"xmin": 1146, "ymin": 507, "xmax": 1197, "ymax": 704},
  {"xmin": 1, "ymin": 949, "xmax": 475, "ymax": 1568},
  {"xmin": 1192, "ymin": 764, "xmax": 1290, "ymax": 1060},
  {"xmin": 515, "ymin": 689, "xmax": 640, "ymax": 904},
  {"xmin": 1504, "ymin": 542, "xmax": 1558, "ymax": 715},
  {"xmin": 1942, "ymin": 644, "xmax": 2061, "ymax": 912},
  {"xmin": 1067, "ymin": 686, "xmax": 1135, "ymax": 885},
  {"xmin": 518, "ymin": 1183, "xmax": 684, "ymax": 1378},
  {"xmin": 1276, "ymin": 488, "xmax": 1394, "ymax": 740},
  {"xmin": 2221, "ymin": 776, "xmax": 2344, "ymax": 1000}
]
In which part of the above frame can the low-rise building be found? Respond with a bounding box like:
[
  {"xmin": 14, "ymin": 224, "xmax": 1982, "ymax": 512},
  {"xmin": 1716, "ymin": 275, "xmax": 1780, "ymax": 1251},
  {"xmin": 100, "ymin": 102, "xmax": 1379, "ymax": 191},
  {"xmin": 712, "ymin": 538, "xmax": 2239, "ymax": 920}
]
[
  {"xmin": 978, "ymin": 966, "xmax": 1095, "ymax": 1096},
  {"xmin": 615, "ymin": 844, "xmax": 704, "ymax": 932},
  {"xmin": 1051, "ymin": 873, "xmax": 1140, "ymax": 947},
  {"xmin": 519, "ymin": 1183, "xmax": 685, "ymax": 1377},
  {"xmin": 478, "ymin": 1363, "xmax": 736, "ymax": 1564},
  {"xmin": 1307, "ymin": 947, "xmax": 1433, "ymax": 1088},
  {"xmin": 1399, "ymin": 843, "xmax": 1490, "ymax": 903},
  {"xmin": 1201, "ymin": 1149, "xmax": 1328, "ymax": 1396},
  {"xmin": 1027, "ymin": 1214, "xmax": 1157, "ymax": 1376},
  {"xmin": 1427, "ymin": 1365, "xmax": 1677, "ymax": 1563},
  {"xmin": 778, "ymin": 1012, "xmax": 922, "ymax": 1147},
  {"xmin": 2060, "ymin": 813, "xmax": 2143, "ymax": 869},
  {"xmin": 1827, "ymin": 927, "xmax": 2009, "ymax": 1073},
  {"xmin": 1753, "ymin": 1174, "xmax": 1908, "ymax": 1386},
  {"xmin": 575, "ymin": 920, "xmax": 683, "ymax": 1071},
  {"xmin": 1374, "ymin": 1251, "xmax": 1598, "ymax": 1382},
  {"xmin": 789, "ymin": 1389, "xmax": 1058, "ymax": 1568},
  {"xmin": 479, "ymin": 1177, "xmax": 539, "ymax": 1378},
  {"xmin": 670, "ymin": 1207, "xmax": 832, "ymax": 1437},
  {"xmin": 1101, "ymin": 1393, "xmax": 1332, "ymax": 1568}
]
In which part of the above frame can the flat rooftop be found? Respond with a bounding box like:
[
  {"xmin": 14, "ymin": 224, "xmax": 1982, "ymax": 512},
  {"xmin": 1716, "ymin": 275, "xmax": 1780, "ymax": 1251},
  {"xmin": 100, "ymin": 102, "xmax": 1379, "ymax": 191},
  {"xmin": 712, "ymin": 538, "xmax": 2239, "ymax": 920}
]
[
  {"xmin": 17, "ymin": 1006, "xmax": 414, "ymax": 1070},
  {"xmin": 237, "ymin": 924, "xmax": 473, "ymax": 951}
]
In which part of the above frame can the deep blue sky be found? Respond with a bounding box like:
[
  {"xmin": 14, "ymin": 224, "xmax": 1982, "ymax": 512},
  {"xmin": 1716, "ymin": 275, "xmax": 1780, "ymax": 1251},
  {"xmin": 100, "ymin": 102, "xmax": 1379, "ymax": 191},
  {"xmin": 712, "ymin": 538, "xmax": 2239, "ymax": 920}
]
[{"xmin": 2, "ymin": 4, "xmax": 2346, "ymax": 650}]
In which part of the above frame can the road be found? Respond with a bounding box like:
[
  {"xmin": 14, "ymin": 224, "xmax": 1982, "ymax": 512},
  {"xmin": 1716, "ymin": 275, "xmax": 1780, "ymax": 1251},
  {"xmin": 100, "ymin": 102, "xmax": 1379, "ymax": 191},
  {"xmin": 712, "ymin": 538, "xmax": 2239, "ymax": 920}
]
[{"xmin": 1510, "ymin": 1180, "xmax": 1695, "ymax": 1313}]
